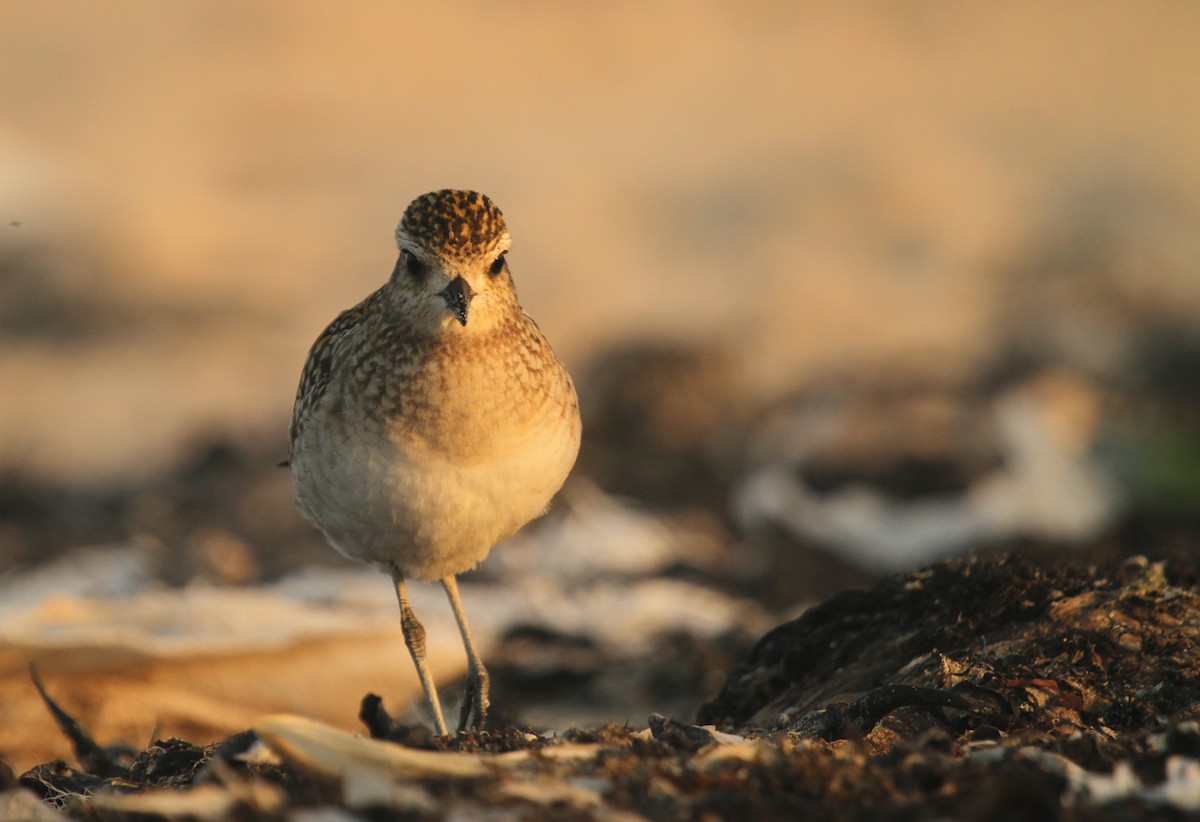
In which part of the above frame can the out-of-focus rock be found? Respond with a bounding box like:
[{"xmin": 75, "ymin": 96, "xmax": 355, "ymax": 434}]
[
  {"xmin": 734, "ymin": 370, "xmax": 1121, "ymax": 572},
  {"xmin": 575, "ymin": 341, "xmax": 748, "ymax": 511}
]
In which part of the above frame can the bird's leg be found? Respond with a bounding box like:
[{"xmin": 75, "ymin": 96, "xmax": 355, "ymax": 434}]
[
  {"xmin": 441, "ymin": 575, "xmax": 490, "ymax": 732},
  {"xmin": 391, "ymin": 567, "xmax": 448, "ymax": 736}
]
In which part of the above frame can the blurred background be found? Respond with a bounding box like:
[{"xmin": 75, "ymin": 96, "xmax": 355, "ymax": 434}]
[{"xmin": 1, "ymin": 0, "xmax": 1198, "ymax": 767}]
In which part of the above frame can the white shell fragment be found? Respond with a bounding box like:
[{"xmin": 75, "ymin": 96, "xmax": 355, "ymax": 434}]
[
  {"xmin": 256, "ymin": 715, "xmax": 491, "ymax": 781},
  {"xmin": 83, "ymin": 782, "xmax": 284, "ymax": 820}
]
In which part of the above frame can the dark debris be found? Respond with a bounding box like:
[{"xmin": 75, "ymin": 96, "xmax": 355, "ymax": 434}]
[
  {"xmin": 698, "ymin": 552, "xmax": 1200, "ymax": 738},
  {"xmin": 29, "ymin": 664, "xmax": 134, "ymax": 779},
  {"xmin": 9, "ymin": 551, "xmax": 1200, "ymax": 821}
]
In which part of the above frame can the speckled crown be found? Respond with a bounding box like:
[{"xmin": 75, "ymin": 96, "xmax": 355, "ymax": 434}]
[{"xmin": 395, "ymin": 190, "xmax": 510, "ymax": 262}]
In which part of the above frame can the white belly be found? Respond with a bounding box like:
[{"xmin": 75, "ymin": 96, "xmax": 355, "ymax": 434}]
[{"xmin": 291, "ymin": 399, "xmax": 579, "ymax": 580}]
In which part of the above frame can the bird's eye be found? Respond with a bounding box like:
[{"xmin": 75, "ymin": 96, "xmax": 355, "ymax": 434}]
[
  {"xmin": 489, "ymin": 254, "xmax": 506, "ymax": 276},
  {"xmin": 404, "ymin": 251, "xmax": 425, "ymax": 278}
]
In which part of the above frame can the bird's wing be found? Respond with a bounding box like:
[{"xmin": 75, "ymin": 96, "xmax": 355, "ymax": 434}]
[{"xmin": 289, "ymin": 288, "xmax": 386, "ymax": 445}]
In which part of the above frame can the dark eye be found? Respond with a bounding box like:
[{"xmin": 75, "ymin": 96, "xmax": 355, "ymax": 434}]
[
  {"xmin": 404, "ymin": 251, "xmax": 425, "ymax": 278},
  {"xmin": 489, "ymin": 254, "xmax": 506, "ymax": 276}
]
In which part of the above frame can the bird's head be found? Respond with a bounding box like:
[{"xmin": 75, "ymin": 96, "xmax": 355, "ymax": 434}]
[{"xmin": 387, "ymin": 189, "xmax": 518, "ymax": 335}]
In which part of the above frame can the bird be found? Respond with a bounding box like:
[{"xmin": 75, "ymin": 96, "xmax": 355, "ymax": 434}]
[{"xmin": 288, "ymin": 189, "xmax": 582, "ymax": 734}]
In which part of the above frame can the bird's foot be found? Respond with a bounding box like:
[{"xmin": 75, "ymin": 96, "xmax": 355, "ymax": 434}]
[{"xmin": 457, "ymin": 664, "xmax": 490, "ymax": 733}]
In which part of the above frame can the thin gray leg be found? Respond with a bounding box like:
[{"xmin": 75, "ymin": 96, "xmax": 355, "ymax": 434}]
[
  {"xmin": 391, "ymin": 566, "xmax": 448, "ymax": 736},
  {"xmin": 441, "ymin": 575, "xmax": 490, "ymax": 732}
]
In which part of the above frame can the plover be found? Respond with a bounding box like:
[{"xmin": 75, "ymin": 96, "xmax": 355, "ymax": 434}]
[{"xmin": 289, "ymin": 190, "xmax": 581, "ymax": 734}]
